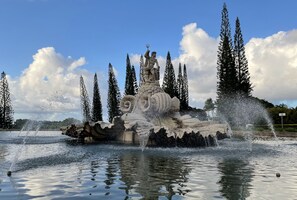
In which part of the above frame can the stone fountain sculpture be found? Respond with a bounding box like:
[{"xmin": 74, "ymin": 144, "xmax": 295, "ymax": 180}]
[
  {"xmin": 119, "ymin": 48, "xmax": 228, "ymax": 147},
  {"xmin": 61, "ymin": 48, "xmax": 228, "ymax": 147}
]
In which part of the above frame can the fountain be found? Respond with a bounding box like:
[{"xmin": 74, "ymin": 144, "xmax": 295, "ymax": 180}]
[
  {"xmin": 7, "ymin": 120, "xmax": 43, "ymax": 176},
  {"xmin": 61, "ymin": 48, "xmax": 229, "ymax": 147}
]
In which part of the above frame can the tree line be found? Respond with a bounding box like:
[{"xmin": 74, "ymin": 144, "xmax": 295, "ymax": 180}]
[
  {"xmin": 80, "ymin": 52, "xmax": 190, "ymax": 123},
  {"xmin": 13, "ymin": 118, "xmax": 81, "ymax": 130}
]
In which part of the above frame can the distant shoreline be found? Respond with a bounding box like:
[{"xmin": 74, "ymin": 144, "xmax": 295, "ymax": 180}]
[
  {"xmin": 233, "ymin": 130, "xmax": 297, "ymax": 138},
  {"xmin": 0, "ymin": 129, "xmax": 61, "ymax": 132},
  {"xmin": 1, "ymin": 130, "xmax": 296, "ymax": 138}
]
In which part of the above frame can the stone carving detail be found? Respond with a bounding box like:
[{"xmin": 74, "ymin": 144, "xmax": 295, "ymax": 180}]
[
  {"xmin": 120, "ymin": 48, "xmax": 179, "ymax": 116},
  {"xmin": 143, "ymin": 49, "xmax": 160, "ymax": 82},
  {"xmin": 120, "ymin": 95, "xmax": 136, "ymax": 113}
]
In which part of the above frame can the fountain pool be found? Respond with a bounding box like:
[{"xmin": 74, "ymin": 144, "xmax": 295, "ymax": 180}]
[{"xmin": 1, "ymin": 131, "xmax": 297, "ymax": 199}]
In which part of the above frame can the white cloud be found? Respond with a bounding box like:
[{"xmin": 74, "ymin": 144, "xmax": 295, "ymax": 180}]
[
  {"xmin": 172, "ymin": 24, "xmax": 297, "ymax": 108},
  {"xmin": 174, "ymin": 23, "xmax": 219, "ymax": 107},
  {"xmin": 10, "ymin": 47, "xmax": 96, "ymax": 120},
  {"xmin": 246, "ymin": 30, "xmax": 297, "ymax": 104}
]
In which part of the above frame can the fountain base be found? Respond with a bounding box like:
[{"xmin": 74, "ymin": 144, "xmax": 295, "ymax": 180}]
[{"xmin": 61, "ymin": 116, "xmax": 229, "ymax": 147}]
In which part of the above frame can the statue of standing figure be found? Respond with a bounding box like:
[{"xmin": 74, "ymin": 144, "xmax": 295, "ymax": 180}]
[{"xmin": 142, "ymin": 47, "xmax": 160, "ymax": 82}]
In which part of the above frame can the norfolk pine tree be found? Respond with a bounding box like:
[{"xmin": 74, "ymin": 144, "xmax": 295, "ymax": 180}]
[
  {"xmin": 0, "ymin": 72, "xmax": 13, "ymax": 128},
  {"xmin": 124, "ymin": 54, "xmax": 134, "ymax": 95},
  {"xmin": 131, "ymin": 65, "xmax": 138, "ymax": 94},
  {"xmin": 107, "ymin": 63, "xmax": 121, "ymax": 122},
  {"xmin": 139, "ymin": 55, "xmax": 144, "ymax": 86},
  {"xmin": 80, "ymin": 75, "xmax": 91, "ymax": 123},
  {"xmin": 216, "ymin": 3, "xmax": 237, "ymax": 116},
  {"xmin": 91, "ymin": 73, "xmax": 103, "ymax": 122},
  {"xmin": 162, "ymin": 52, "xmax": 178, "ymax": 98},
  {"xmin": 177, "ymin": 63, "xmax": 183, "ymax": 101},
  {"xmin": 234, "ymin": 17, "xmax": 252, "ymax": 97},
  {"xmin": 181, "ymin": 64, "xmax": 189, "ymax": 110}
]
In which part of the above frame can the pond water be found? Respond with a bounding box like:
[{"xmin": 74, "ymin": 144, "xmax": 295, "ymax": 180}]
[{"xmin": 1, "ymin": 131, "xmax": 297, "ymax": 199}]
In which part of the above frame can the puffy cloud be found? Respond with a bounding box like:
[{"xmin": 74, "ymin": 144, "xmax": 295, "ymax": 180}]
[
  {"xmin": 174, "ymin": 23, "xmax": 219, "ymax": 107},
  {"xmin": 10, "ymin": 47, "xmax": 95, "ymax": 120},
  {"xmin": 246, "ymin": 30, "xmax": 297, "ymax": 104},
  {"xmin": 173, "ymin": 24, "xmax": 297, "ymax": 108}
]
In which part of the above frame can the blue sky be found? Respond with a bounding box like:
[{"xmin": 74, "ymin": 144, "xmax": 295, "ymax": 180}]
[{"xmin": 1, "ymin": 0, "xmax": 297, "ymax": 121}]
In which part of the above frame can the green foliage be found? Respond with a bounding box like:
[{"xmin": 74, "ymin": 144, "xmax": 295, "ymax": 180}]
[
  {"xmin": 176, "ymin": 63, "xmax": 189, "ymax": 110},
  {"xmin": 217, "ymin": 35, "xmax": 237, "ymax": 117},
  {"xmin": 0, "ymin": 72, "xmax": 14, "ymax": 128},
  {"xmin": 91, "ymin": 73, "xmax": 103, "ymax": 122},
  {"xmin": 219, "ymin": 3, "xmax": 232, "ymax": 48},
  {"xmin": 267, "ymin": 105, "xmax": 297, "ymax": 124},
  {"xmin": 204, "ymin": 98, "xmax": 215, "ymax": 111},
  {"xmin": 216, "ymin": 4, "xmax": 253, "ymax": 122},
  {"xmin": 181, "ymin": 64, "xmax": 189, "ymax": 110},
  {"xmin": 124, "ymin": 55, "xmax": 138, "ymax": 96},
  {"xmin": 176, "ymin": 63, "xmax": 183, "ymax": 100},
  {"xmin": 13, "ymin": 118, "xmax": 81, "ymax": 130},
  {"xmin": 80, "ymin": 76, "xmax": 91, "ymax": 122},
  {"xmin": 139, "ymin": 55, "xmax": 144, "ymax": 86},
  {"xmin": 13, "ymin": 119, "xmax": 28, "ymax": 130},
  {"xmin": 251, "ymin": 97, "xmax": 274, "ymax": 108},
  {"xmin": 234, "ymin": 17, "xmax": 252, "ymax": 97},
  {"xmin": 131, "ymin": 65, "xmax": 138, "ymax": 94},
  {"xmin": 107, "ymin": 63, "xmax": 121, "ymax": 122},
  {"xmin": 162, "ymin": 52, "xmax": 178, "ymax": 98}
]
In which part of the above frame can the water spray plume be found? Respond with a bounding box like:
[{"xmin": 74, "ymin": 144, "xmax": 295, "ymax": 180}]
[{"xmin": 218, "ymin": 95, "xmax": 278, "ymax": 148}]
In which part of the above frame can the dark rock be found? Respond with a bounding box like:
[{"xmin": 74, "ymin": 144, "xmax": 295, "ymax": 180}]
[
  {"xmin": 149, "ymin": 128, "xmax": 176, "ymax": 147},
  {"xmin": 216, "ymin": 131, "xmax": 229, "ymax": 140}
]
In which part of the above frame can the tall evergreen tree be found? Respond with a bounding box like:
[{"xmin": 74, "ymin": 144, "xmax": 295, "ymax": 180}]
[
  {"xmin": 162, "ymin": 51, "xmax": 178, "ymax": 98},
  {"xmin": 176, "ymin": 63, "xmax": 183, "ymax": 100},
  {"xmin": 204, "ymin": 98, "xmax": 215, "ymax": 111},
  {"xmin": 91, "ymin": 73, "xmax": 103, "ymax": 122},
  {"xmin": 216, "ymin": 3, "xmax": 237, "ymax": 116},
  {"xmin": 220, "ymin": 3, "xmax": 232, "ymax": 48},
  {"xmin": 139, "ymin": 55, "xmax": 144, "ymax": 86},
  {"xmin": 107, "ymin": 63, "xmax": 121, "ymax": 122},
  {"xmin": 234, "ymin": 17, "xmax": 252, "ymax": 97},
  {"xmin": 80, "ymin": 75, "xmax": 91, "ymax": 123},
  {"xmin": 124, "ymin": 55, "xmax": 138, "ymax": 96},
  {"xmin": 131, "ymin": 65, "xmax": 138, "ymax": 94},
  {"xmin": 0, "ymin": 72, "xmax": 13, "ymax": 128},
  {"xmin": 124, "ymin": 54, "xmax": 133, "ymax": 95},
  {"xmin": 181, "ymin": 64, "xmax": 189, "ymax": 110}
]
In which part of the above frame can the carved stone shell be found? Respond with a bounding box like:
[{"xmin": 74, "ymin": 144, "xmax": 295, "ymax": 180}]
[
  {"xmin": 150, "ymin": 92, "xmax": 172, "ymax": 113},
  {"xmin": 120, "ymin": 95, "xmax": 136, "ymax": 113},
  {"xmin": 138, "ymin": 94, "xmax": 150, "ymax": 112}
]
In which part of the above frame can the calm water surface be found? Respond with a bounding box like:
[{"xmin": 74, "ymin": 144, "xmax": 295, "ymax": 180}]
[{"xmin": 1, "ymin": 131, "xmax": 297, "ymax": 199}]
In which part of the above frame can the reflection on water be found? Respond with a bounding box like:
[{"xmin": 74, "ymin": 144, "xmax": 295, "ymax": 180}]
[
  {"xmin": 119, "ymin": 153, "xmax": 191, "ymax": 199},
  {"xmin": 1, "ymin": 131, "xmax": 297, "ymax": 199},
  {"xmin": 218, "ymin": 158, "xmax": 254, "ymax": 200}
]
